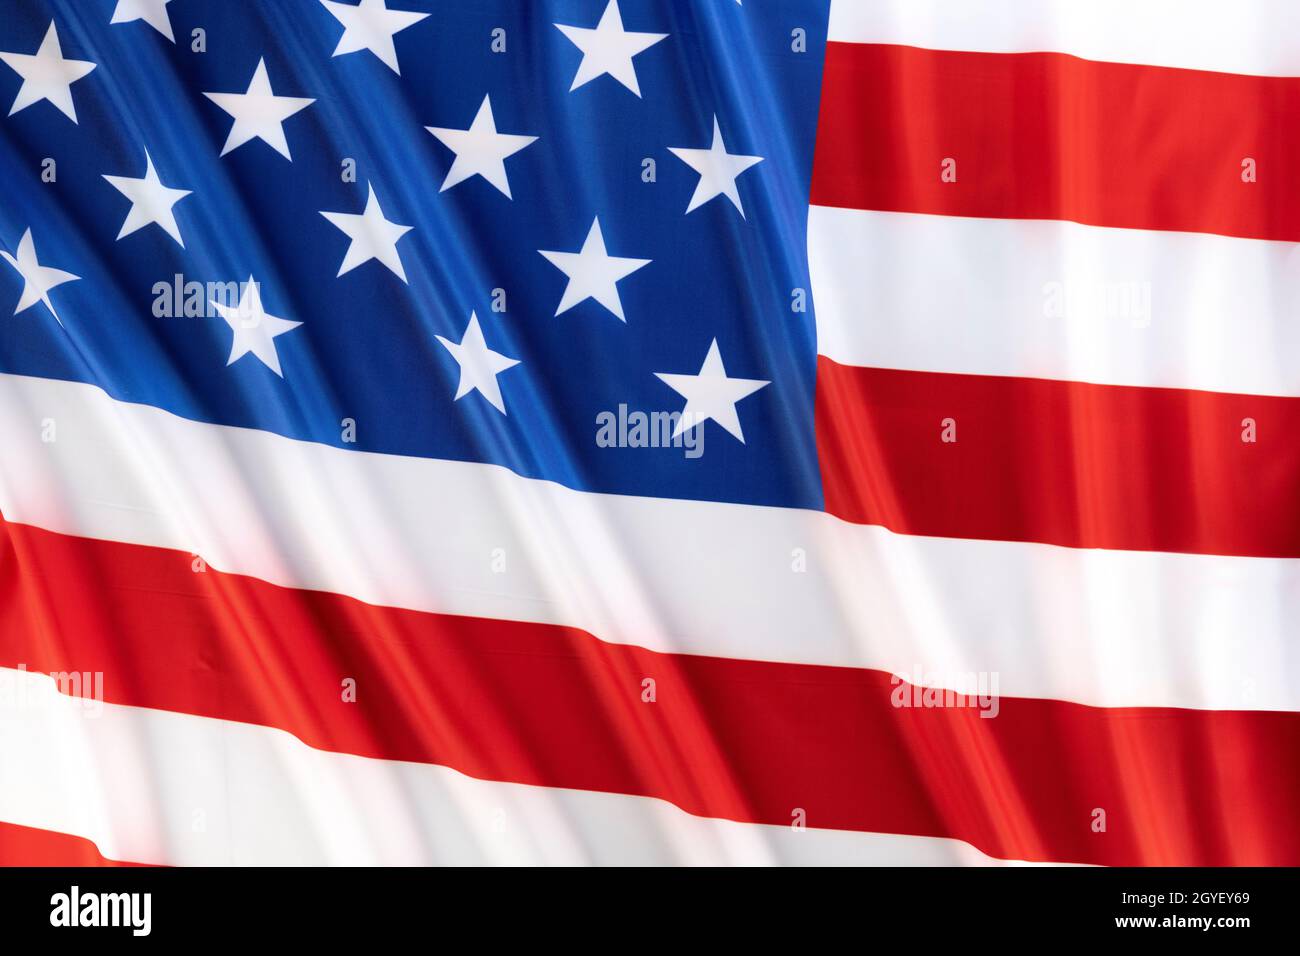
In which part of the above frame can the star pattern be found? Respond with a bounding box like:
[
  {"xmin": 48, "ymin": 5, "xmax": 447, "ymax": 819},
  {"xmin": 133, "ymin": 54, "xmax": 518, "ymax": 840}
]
[
  {"xmin": 211, "ymin": 277, "xmax": 303, "ymax": 377},
  {"xmin": 435, "ymin": 312, "xmax": 521, "ymax": 414},
  {"xmin": 554, "ymin": 0, "xmax": 667, "ymax": 97},
  {"xmin": 320, "ymin": 0, "xmax": 430, "ymax": 75},
  {"xmin": 668, "ymin": 115, "xmax": 764, "ymax": 217},
  {"xmin": 426, "ymin": 95, "xmax": 538, "ymax": 199},
  {"xmin": 1, "ymin": 229, "xmax": 80, "ymax": 326},
  {"xmin": 110, "ymin": 0, "xmax": 178, "ymax": 42},
  {"xmin": 655, "ymin": 339, "xmax": 769, "ymax": 442},
  {"xmin": 0, "ymin": 8, "xmax": 778, "ymax": 456},
  {"xmin": 103, "ymin": 150, "xmax": 193, "ymax": 247},
  {"xmin": 203, "ymin": 58, "xmax": 315, "ymax": 160},
  {"xmin": 539, "ymin": 218, "xmax": 650, "ymax": 321},
  {"xmin": 320, "ymin": 183, "xmax": 414, "ymax": 281},
  {"xmin": 0, "ymin": 21, "xmax": 97, "ymax": 123}
]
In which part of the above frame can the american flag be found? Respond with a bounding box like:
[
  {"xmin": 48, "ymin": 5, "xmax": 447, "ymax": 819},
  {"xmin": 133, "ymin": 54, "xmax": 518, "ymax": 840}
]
[{"xmin": 0, "ymin": 0, "xmax": 1296, "ymax": 867}]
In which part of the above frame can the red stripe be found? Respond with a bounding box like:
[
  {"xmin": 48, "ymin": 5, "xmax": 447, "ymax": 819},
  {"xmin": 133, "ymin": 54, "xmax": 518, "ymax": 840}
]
[
  {"xmin": 0, "ymin": 821, "xmax": 146, "ymax": 867},
  {"xmin": 811, "ymin": 43, "xmax": 1300, "ymax": 240},
  {"xmin": 815, "ymin": 357, "xmax": 1300, "ymax": 557},
  {"xmin": 2, "ymin": 515, "xmax": 1297, "ymax": 865}
]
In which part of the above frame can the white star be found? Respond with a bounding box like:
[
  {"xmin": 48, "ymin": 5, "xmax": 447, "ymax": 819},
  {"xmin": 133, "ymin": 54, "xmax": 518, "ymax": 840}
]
[
  {"xmin": 554, "ymin": 0, "xmax": 667, "ymax": 97},
  {"xmin": 203, "ymin": 58, "xmax": 315, "ymax": 160},
  {"xmin": 320, "ymin": 0, "xmax": 429, "ymax": 75},
  {"xmin": 0, "ymin": 229, "xmax": 79, "ymax": 326},
  {"xmin": 435, "ymin": 311, "xmax": 521, "ymax": 415},
  {"xmin": 102, "ymin": 150, "xmax": 193, "ymax": 247},
  {"xmin": 539, "ymin": 217, "xmax": 650, "ymax": 322},
  {"xmin": 111, "ymin": 0, "xmax": 177, "ymax": 43},
  {"xmin": 320, "ymin": 182, "xmax": 413, "ymax": 282},
  {"xmin": 211, "ymin": 277, "xmax": 302, "ymax": 377},
  {"xmin": 425, "ymin": 95, "xmax": 538, "ymax": 199},
  {"xmin": 668, "ymin": 115, "xmax": 764, "ymax": 217},
  {"xmin": 655, "ymin": 338, "xmax": 769, "ymax": 442},
  {"xmin": 0, "ymin": 21, "xmax": 97, "ymax": 123}
]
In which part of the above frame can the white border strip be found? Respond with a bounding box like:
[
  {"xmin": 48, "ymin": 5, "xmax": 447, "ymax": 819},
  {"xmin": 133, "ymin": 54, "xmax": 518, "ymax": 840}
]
[
  {"xmin": 828, "ymin": 0, "xmax": 1300, "ymax": 77},
  {"xmin": 808, "ymin": 205, "xmax": 1300, "ymax": 397}
]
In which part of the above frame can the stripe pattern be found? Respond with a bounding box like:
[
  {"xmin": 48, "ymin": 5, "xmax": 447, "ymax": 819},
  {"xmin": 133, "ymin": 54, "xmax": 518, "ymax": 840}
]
[
  {"xmin": 802, "ymin": 1, "xmax": 1300, "ymax": 864},
  {"xmin": 0, "ymin": 0, "xmax": 1296, "ymax": 867},
  {"xmin": 5, "ymin": 513, "xmax": 1299, "ymax": 866}
]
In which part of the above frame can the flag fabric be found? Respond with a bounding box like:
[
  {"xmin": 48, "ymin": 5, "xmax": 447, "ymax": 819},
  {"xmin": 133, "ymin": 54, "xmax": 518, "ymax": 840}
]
[{"xmin": 0, "ymin": 0, "xmax": 1296, "ymax": 866}]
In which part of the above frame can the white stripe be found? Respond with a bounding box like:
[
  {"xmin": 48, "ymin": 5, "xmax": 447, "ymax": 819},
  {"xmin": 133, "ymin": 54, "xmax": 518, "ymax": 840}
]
[
  {"xmin": 0, "ymin": 667, "xmax": 1054, "ymax": 866},
  {"xmin": 0, "ymin": 372, "xmax": 1294, "ymax": 712},
  {"xmin": 808, "ymin": 206, "xmax": 1300, "ymax": 396},
  {"xmin": 828, "ymin": 0, "xmax": 1300, "ymax": 77}
]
